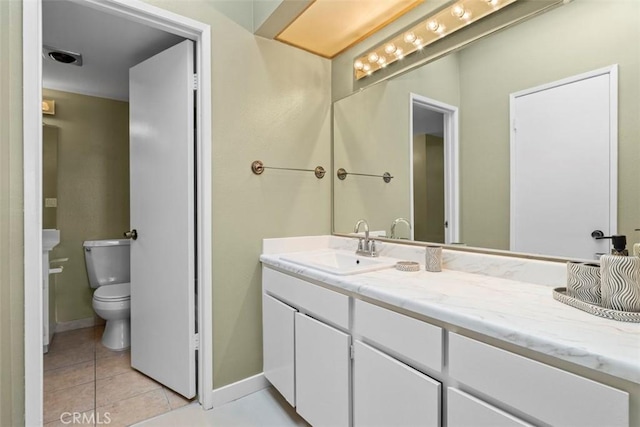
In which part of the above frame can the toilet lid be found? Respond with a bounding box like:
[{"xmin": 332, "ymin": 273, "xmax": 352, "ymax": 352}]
[{"xmin": 94, "ymin": 282, "xmax": 130, "ymax": 301}]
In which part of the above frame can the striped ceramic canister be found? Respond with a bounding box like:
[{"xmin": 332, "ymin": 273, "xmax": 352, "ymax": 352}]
[
  {"xmin": 566, "ymin": 262, "xmax": 601, "ymax": 304},
  {"xmin": 600, "ymin": 255, "xmax": 640, "ymax": 312}
]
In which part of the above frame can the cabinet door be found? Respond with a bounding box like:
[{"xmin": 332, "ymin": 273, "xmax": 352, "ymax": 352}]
[
  {"xmin": 263, "ymin": 294, "xmax": 296, "ymax": 406},
  {"xmin": 447, "ymin": 388, "xmax": 532, "ymax": 427},
  {"xmin": 353, "ymin": 340, "xmax": 441, "ymax": 427},
  {"xmin": 295, "ymin": 312, "xmax": 350, "ymax": 427}
]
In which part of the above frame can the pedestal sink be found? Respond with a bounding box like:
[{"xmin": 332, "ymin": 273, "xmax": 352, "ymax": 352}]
[{"xmin": 43, "ymin": 229, "xmax": 60, "ymax": 353}]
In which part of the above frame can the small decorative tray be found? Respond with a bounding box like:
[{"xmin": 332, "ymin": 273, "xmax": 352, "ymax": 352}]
[
  {"xmin": 552, "ymin": 288, "xmax": 640, "ymax": 323},
  {"xmin": 395, "ymin": 261, "xmax": 420, "ymax": 272}
]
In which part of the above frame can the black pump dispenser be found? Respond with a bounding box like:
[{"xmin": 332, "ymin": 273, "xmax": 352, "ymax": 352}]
[{"xmin": 596, "ymin": 234, "xmax": 628, "ymax": 256}]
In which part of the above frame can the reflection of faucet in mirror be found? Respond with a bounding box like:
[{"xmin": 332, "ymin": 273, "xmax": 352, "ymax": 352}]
[
  {"xmin": 354, "ymin": 219, "xmax": 377, "ymax": 257},
  {"xmin": 390, "ymin": 218, "xmax": 411, "ymax": 240}
]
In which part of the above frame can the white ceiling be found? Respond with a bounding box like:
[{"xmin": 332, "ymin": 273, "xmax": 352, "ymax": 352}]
[{"xmin": 42, "ymin": 0, "xmax": 185, "ymax": 101}]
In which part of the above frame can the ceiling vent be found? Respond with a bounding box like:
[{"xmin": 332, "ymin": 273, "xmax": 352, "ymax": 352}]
[{"xmin": 43, "ymin": 45, "xmax": 83, "ymax": 66}]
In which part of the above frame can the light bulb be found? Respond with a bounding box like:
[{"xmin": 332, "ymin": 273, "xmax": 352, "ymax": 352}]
[
  {"xmin": 377, "ymin": 56, "xmax": 386, "ymax": 65},
  {"xmin": 363, "ymin": 63, "xmax": 371, "ymax": 72},
  {"xmin": 451, "ymin": 4, "xmax": 466, "ymax": 18},
  {"xmin": 384, "ymin": 43, "xmax": 397, "ymax": 55},
  {"xmin": 395, "ymin": 48, "xmax": 404, "ymax": 59},
  {"xmin": 427, "ymin": 20, "xmax": 440, "ymax": 32},
  {"xmin": 354, "ymin": 60, "xmax": 364, "ymax": 71},
  {"xmin": 368, "ymin": 52, "xmax": 379, "ymax": 63},
  {"xmin": 403, "ymin": 32, "xmax": 417, "ymax": 44},
  {"xmin": 415, "ymin": 38, "xmax": 424, "ymax": 49}
]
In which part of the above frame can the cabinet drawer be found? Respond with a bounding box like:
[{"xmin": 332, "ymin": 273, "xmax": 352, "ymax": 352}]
[
  {"xmin": 354, "ymin": 299, "xmax": 442, "ymax": 372},
  {"xmin": 354, "ymin": 340, "xmax": 440, "ymax": 427},
  {"xmin": 263, "ymin": 267, "xmax": 349, "ymax": 329},
  {"xmin": 447, "ymin": 388, "xmax": 532, "ymax": 427},
  {"xmin": 449, "ymin": 333, "xmax": 629, "ymax": 427}
]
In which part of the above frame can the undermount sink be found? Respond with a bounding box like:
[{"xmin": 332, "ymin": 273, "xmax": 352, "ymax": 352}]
[{"xmin": 281, "ymin": 250, "xmax": 396, "ymax": 275}]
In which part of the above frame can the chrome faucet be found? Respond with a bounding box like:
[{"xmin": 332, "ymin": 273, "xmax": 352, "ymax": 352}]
[
  {"xmin": 390, "ymin": 218, "xmax": 411, "ymax": 239},
  {"xmin": 354, "ymin": 219, "xmax": 377, "ymax": 257}
]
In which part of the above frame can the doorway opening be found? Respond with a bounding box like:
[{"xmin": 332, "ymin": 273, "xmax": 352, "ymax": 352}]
[
  {"xmin": 409, "ymin": 93, "xmax": 460, "ymax": 244},
  {"xmin": 24, "ymin": 0, "xmax": 213, "ymax": 424}
]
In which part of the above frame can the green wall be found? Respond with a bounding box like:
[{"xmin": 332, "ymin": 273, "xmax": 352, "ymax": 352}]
[
  {"xmin": 1, "ymin": 0, "xmax": 332, "ymax": 423},
  {"xmin": 333, "ymin": 53, "xmax": 460, "ymax": 236},
  {"xmin": 42, "ymin": 89, "xmax": 130, "ymax": 324},
  {"xmin": 458, "ymin": 0, "xmax": 640, "ymax": 249},
  {"xmin": 138, "ymin": 0, "xmax": 333, "ymax": 390},
  {"xmin": 0, "ymin": 0, "xmax": 24, "ymax": 425}
]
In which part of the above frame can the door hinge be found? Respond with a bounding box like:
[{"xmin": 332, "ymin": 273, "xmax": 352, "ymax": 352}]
[
  {"xmin": 512, "ymin": 118, "xmax": 517, "ymax": 132},
  {"xmin": 192, "ymin": 74, "xmax": 198, "ymax": 91},
  {"xmin": 350, "ymin": 344, "xmax": 355, "ymax": 360},
  {"xmin": 193, "ymin": 333, "xmax": 200, "ymax": 350}
]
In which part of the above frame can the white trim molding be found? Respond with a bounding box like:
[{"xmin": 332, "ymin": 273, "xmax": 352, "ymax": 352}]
[
  {"xmin": 23, "ymin": 0, "xmax": 44, "ymax": 425},
  {"xmin": 23, "ymin": 0, "xmax": 214, "ymax": 422},
  {"xmin": 211, "ymin": 374, "xmax": 270, "ymax": 408},
  {"xmin": 409, "ymin": 93, "xmax": 460, "ymax": 244}
]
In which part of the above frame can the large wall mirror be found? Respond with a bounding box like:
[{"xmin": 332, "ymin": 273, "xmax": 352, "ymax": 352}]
[{"xmin": 333, "ymin": 0, "xmax": 639, "ymax": 260}]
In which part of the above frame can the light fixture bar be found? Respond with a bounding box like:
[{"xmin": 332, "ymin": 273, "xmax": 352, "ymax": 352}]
[{"xmin": 354, "ymin": 0, "xmax": 518, "ymax": 79}]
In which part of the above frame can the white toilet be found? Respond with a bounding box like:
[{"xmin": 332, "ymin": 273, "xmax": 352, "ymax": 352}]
[{"xmin": 83, "ymin": 239, "xmax": 131, "ymax": 350}]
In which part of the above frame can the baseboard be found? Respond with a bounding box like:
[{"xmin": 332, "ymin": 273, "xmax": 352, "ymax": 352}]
[
  {"xmin": 210, "ymin": 373, "xmax": 269, "ymax": 408},
  {"xmin": 56, "ymin": 316, "xmax": 105, "ymax": 333}
]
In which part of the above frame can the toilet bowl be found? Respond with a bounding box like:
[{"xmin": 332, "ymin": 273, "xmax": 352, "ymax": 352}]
[
  {"xmin": 83, "ymin": 239, "xmax": 131, "ymax": 351},
  {"xmin": 92, "ymin": 282, "xmax": 131, "ymax": 350}
]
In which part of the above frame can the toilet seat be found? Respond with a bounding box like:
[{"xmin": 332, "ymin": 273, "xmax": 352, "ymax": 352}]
[{"xmin": 94, "ymin": 282, "xmax": 130, "ymax": 302}]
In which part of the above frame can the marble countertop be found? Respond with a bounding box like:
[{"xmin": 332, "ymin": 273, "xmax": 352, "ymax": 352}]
[{"xmin": 261, "ymin": 245, "xmax": 640, "ymax": 385}]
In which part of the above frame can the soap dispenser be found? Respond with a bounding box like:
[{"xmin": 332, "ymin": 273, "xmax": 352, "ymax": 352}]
[{"xmin": 596, "ymin": 234, "xmax": 628, "ymax": 256}]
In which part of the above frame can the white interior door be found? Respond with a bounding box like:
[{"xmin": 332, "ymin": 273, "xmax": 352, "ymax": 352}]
[
  {"xmin": 510, "ymin": 67, "xmax": 617, "ymax": 259},
  {"xmin": 129, "ymin": 39, "xmax": 196, "ymax": 398}
]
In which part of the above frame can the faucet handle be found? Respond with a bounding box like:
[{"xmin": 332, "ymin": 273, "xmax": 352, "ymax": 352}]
[
  {"xmin": 370, "ymin": 240, "xmax": 377, "ymax": 257},
  {"xmin": 357, "ymin": 238, "xmax": 365, "ymax": 252}
]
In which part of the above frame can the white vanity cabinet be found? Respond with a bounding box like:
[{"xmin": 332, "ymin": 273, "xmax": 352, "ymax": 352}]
[
  {"xmin": 262, "ymin": 267, "xmax": 351, "ymax": 426},
  {"xmin": 295, "ymin": 312, "xmax": 350, "ymax": 427},
  {"xmin": 353, "ymin": 340, "xmax": 440, "ymax": 427},
  {"xmin": 262, "ymin": 294, "xmax": 296, "ymax": 406},
  {"xmin": 447, "ymin": 388, "xmax": 533, "ymax": 427},
  {"xmin": 262, "ymin": 263, "xmax": 631, "ymax": 427},
  {"xmin": 448, "ymin": 333, "xmax": 629, "ymax": 427}
]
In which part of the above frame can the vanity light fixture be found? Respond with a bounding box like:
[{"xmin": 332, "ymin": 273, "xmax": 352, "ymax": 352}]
[{"xmin": 353, "ymin": 0, "xmax": 518, "ymax": 80}]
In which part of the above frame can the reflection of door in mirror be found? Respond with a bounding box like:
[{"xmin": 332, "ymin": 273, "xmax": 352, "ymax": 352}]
[
  {"xmin": 412, "ymin": 104, "xmax": 445, "ymax": 243},
  {"xmin": 413, "ymin": 135, "xmax": 444, "ymax": 243},
  {"xmin": 42, "ymin": 124, "xmax": 58, "ymax": 229},
  {"xmin": 510, "ymin": 67, "xmax": 616, "ymax": 260},
  {"xmin": 410, "ymin": 94, "xmax": 459, "ymax": 245}
]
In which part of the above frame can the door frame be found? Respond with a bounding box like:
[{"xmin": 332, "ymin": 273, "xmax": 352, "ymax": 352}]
[
  {"xmin": 509, "ymin": 65, "xmax": 618, "ymax": 251},
  {"xmin": 409, "ymin": 93, "xmax": 460, "ymax": 244},
  {"xmin": 23, "ymin": 0, "xmax": 213, "ymax": 424}
]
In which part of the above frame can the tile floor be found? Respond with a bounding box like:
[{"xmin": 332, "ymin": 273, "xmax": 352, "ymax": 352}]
[
  {"xmin": 44, "ymin": 325, "xmax": 192, "ymax": 426},
  {"xmin": 135, "ymin": 387, "xmax": 309, "ymax": 427}
]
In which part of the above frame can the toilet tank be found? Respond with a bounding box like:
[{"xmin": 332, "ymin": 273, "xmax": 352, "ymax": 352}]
[{"xmin": 83, "ymin": 239, "xmax": 131, "ymax": 288}]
